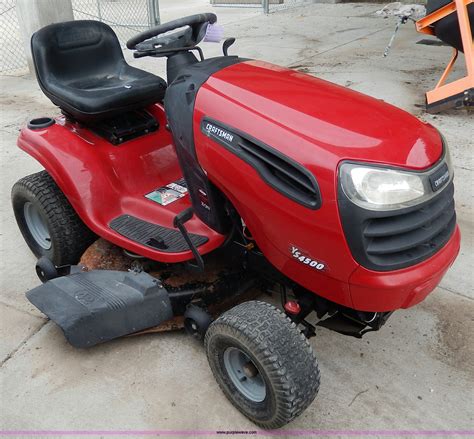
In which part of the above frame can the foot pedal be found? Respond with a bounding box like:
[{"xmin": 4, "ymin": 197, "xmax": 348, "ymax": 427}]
[
  {"xmin": 27, "ymin": 270, "xmax": 173, "ymax": 348},
  {"xmin": 110, "ymin": 214, "xmax": 208, "ymax": 252}
]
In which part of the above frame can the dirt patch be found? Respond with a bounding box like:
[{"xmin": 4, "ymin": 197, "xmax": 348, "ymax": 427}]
[{"xmin": 420, "ymin": 291, "xmax": 474, "ymax": 380}]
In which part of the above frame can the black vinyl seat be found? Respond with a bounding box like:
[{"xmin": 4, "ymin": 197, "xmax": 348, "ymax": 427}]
[{"xmin": 31, "ymin": 20, "xmax": 167, "ymax": 122}]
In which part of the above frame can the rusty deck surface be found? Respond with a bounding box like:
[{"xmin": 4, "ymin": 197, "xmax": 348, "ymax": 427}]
[{"xmin": 79, "ymin": 239, "xmax": 262, "ymax": 334}]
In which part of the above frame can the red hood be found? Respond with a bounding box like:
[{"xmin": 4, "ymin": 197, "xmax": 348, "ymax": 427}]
[{"xmin": 205, "ymin": 60, "xmax": 442, "ymax": 170}]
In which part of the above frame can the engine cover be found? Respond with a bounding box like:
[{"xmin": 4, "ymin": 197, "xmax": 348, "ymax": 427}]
[{"xmin": 192, "ymin": 60, "xmax": 445, "ymax": 308}]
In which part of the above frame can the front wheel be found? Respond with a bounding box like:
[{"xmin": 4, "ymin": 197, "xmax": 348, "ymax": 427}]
[
  {"xmin": 205, "ymin": 301, "xmax": 320, "ymax": 429},
  {"xmin": 12, "ymin": 171, "xmax": 96, "ymax": 266}
]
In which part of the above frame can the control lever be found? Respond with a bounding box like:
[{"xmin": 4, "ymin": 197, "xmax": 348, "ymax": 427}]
[
  {"xmin": 173, "ymin": 208, "xmax": 205, "ymax": 271},
  {"xmin": 133, "ymin": 51, "xmax": 151, "ymax": 59},
  {"xmin": 222, "ymin": 38, "xmax": 236, "ymax": 56}
]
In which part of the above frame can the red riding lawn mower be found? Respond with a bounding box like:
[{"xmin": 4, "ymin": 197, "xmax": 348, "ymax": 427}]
[{"xmin": 12, "ymin": 13, "xmax": 460, "ymax": 428}]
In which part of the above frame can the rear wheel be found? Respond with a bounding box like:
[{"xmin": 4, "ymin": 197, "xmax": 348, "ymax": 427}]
[
  {"xmin": 12, "ymin": 171, "xmax": 96, "ymax": 266},
  {"xmin": 205, "ymin": 301, "xmax": 320, "ymax": 429}
]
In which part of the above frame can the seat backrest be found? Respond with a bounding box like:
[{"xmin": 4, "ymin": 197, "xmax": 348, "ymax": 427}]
[{"xmin": 31, "ymin": 20, "xmax": 125, "ymax": 86}]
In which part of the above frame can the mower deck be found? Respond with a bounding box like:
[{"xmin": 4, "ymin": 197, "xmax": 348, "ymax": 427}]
[{"xmin": 27, "ymin": 239, "xmax": 262, "ymax": 347}]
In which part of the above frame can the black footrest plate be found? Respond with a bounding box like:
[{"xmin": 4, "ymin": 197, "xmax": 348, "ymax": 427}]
[
  {"xmin": 27, "ymin": 270, "xmax": 173, "ymax": 348},
  {"xmin": 110, "ymin": 214, "xmax": 208, "ymax": 252}
]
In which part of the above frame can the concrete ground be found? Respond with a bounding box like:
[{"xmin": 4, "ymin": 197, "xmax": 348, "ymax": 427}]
[{"xmin": 0, "ymin": 1, "xmax": 473, "ymax": 437}]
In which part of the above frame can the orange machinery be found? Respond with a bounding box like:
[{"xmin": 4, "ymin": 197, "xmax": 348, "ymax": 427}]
[{"xmin": 416, "ymin": 0, "xmax": 473, "ymax": 112}]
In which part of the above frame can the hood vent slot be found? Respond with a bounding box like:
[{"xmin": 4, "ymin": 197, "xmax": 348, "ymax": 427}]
[
  {"xmin": 201, "ymin": 118, "xmax": 321, "ymax": 209},
  {"xmin": 238, "ymin": 138, "xmax": 320, "ymax": 208}
]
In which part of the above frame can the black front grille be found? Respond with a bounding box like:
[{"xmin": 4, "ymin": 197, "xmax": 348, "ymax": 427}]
[{"xmin": 338, "ymin": 182, "xmax": 456, "ymax": 271}]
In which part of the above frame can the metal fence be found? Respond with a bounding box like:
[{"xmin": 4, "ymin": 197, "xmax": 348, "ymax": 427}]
[
  {"xmin": 0, "ymin": 0, "xmax": 160, "ymax": 74},
  {"xmin": 210, "ymin": 0, "xmax": 274, "ymax": 7},
  {"xmin": 1, "ymin": 0, "xmax": 311, "ymax": 74},
  {"xmin": 266, "ymin": 0, "xmax": 314, "ymax": 13},
  {"xmin": 211, "ymin": 0, "xmax": 314, "ymax": 13},
  {"xmin": 72, "ymin": 0, "xmax": 160, "ymax": 46},
  {"xmin": 0, "ymin": 0, "xmax": 27, "ymax": 73}
]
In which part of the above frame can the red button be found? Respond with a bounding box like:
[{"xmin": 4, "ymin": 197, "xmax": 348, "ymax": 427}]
[{"xmin": 284, "ymin": 301, "xmax": 301, "ymax": 315}]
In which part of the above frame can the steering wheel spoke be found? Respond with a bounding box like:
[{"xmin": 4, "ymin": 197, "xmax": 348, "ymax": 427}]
[
  {"xmin": 126, "ymin": 13, "xmax": 217, "ymax": 52},
  {"xmin": 133, "ymin": 45, "xmax": 204, "ymax": 62}
]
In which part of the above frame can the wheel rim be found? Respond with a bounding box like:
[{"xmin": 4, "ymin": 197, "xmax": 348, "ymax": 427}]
[
  {"xmin": 223, "ymin": 347, "xmax": 266, "ymax": 403},
  {"xmin": 23, "ymin": 202, "xmax": 51, "ymax": 250}
]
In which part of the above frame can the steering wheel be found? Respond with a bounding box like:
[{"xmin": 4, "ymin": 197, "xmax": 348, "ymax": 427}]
[{"xmin": 126, "ymin": 13, "xmax": 217, "ymax": 51}]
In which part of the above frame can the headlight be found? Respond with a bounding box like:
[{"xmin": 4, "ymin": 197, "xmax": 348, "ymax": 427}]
[{"xmin": 339, "ymin": 147, "xmax": 452, "ymax": 211}]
